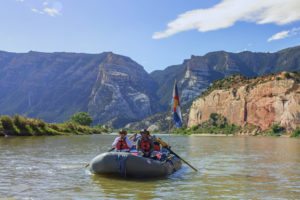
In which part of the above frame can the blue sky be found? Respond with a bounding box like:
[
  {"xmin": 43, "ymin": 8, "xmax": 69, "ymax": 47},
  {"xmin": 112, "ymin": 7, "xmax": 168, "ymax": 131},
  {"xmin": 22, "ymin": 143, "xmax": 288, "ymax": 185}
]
[{"xmin": 1, "ymin": 0, "xmax": 300, "ymax": 72}]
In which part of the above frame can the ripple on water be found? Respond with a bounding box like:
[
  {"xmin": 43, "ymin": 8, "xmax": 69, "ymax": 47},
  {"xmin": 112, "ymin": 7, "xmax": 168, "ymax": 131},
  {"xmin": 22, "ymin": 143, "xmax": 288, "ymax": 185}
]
[{"xmin": 1, "ymin": 135, "xmax": 300, "ymax": 199}]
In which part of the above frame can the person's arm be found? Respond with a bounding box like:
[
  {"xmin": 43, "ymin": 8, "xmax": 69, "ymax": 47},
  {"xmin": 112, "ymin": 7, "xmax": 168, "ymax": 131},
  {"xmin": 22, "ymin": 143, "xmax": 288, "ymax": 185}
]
[
  {"xmin": 126, "ymin": 137, "xmax": 133, "ymax": 148},
  {"xmin": 112, "ymin": 137, "xmax": 119, "ymax": 148},
  {"xmin": 132, "ymin": 133, "xmax": 137, "ymax": 142}
]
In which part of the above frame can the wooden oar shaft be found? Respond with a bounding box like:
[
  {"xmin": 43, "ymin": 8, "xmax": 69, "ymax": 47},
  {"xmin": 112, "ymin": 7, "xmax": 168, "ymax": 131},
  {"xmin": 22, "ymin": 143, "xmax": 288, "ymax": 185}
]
[
  {"xmin": 168, "ymin": 148, "xmax": 198, "ymax": 172},
  {"xmin": 149, "ymin": 135, "xmax": 198, "ymax": 172}
]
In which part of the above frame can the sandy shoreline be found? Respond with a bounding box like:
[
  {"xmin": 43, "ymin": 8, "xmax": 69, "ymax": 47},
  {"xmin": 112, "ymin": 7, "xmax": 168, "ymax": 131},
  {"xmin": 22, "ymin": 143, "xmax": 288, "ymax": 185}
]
[
  {"xmin": 106, "ymin": 133, "xmax": 292, "ymax": 137},
  {"xmin": 190, "ymin": 134, "xmax": 233, "ymax": 136}
]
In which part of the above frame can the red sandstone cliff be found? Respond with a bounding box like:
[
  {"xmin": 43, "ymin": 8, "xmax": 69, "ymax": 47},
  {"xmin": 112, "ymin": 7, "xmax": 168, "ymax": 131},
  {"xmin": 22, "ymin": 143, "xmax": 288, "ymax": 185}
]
[{"xmin": 188, "ymin": 72, "xmax": 300, "ymax": 133}]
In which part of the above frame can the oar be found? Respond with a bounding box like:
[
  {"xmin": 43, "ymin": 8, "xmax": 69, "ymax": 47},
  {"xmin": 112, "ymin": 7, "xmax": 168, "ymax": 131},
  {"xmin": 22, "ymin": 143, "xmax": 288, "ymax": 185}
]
[
  {"xmin": 149, "ymin": 135, "xmax": 198, "ymax": 172},
  {"xmin": 85, "ymin": 147, "xmax": 115, "ymax": 168}
]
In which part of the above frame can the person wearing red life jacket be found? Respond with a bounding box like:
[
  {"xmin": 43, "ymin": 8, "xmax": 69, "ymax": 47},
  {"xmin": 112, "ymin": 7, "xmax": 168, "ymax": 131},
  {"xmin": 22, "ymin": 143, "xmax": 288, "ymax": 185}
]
[
  {"xmin": 112, "ymin": 130, "xmax": 133, "ymax": 152},
  {"xmin": 151, "ymin": 135, "xmax": 161, "ymax": 152},
  {"xmin": 136, "ymin": 129, "xmax": 154, "ymax": 157},
  {"xmin": 133, "ymin": 133, "xmax": 160, "ymax": 151}
]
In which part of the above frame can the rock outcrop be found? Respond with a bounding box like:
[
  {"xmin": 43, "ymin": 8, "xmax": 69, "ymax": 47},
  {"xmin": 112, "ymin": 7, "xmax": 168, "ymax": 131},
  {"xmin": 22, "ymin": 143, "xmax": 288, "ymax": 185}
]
[
  {"xmin": 87, "ymin": 53, "xmax": 161, "ymax": 126},
  {"xmin": 151, "ymin": 46, "xmax": 300, "ymax": 110},
  {"xmin": 1, "ymin": 45, "xmax": 300, "ymax": 128},
  {"xmin": 188, "ymin": 72, "xmax": 300, "ymax": 132},
  {"xmin": 0, "ymin": 51, "xmax": 161, "ymax": 125}
]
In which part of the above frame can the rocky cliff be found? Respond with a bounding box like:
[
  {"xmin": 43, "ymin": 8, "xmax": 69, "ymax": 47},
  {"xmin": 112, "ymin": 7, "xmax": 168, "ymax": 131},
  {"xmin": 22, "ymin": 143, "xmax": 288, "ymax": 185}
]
[
  {"xmin": 1, "ymin": 45, "xmax": 300, "ymax": 128},
  {"xmin": 0, "ymin": 51, "xmax": 161, "ymax": 125},
  {"xmin": 87, "ymin": 52, "xmax": 161, "ymax": 126},
  {"xmin": 188, "ymin": 72, "xmax": 300, "ymax": 132},
  {"xmin": 151, "ymin": 46, "xmax": 300, "ymax": 110}
]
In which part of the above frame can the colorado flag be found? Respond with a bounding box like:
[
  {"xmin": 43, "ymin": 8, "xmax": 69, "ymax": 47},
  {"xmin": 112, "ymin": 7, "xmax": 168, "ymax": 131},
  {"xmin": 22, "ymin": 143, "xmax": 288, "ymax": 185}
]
[{"xmin": 173, "ymin": 81, "xmax": 182, "ymax": 127}]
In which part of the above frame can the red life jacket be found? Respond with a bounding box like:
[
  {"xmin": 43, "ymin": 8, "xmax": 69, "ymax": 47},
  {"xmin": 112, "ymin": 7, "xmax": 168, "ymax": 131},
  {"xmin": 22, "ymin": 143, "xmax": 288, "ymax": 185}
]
[
  {"xmin": 116, "ymin": 137, "xmax": 129, "ymax": 150},
  {"xmin": 154, "ymin": 143, "xmax": 160, "ymax": 151},
  {"xmin": 140, "ymin": 139, "xmax": 151, "ymax": 151}
]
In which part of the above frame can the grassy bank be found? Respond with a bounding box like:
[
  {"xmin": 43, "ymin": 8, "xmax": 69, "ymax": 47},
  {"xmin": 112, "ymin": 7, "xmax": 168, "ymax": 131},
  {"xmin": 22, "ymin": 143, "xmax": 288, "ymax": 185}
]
[
  {"xmin": 0, "ymin": 114, "xmax": 105, "ymax": 136},
  {"xmin": 173, "ymin": 113, "xmax": 241, "ymax": 135},
  {"xmin": 172, "ymin": 113, "xmax": 300, "ymax": 138}
]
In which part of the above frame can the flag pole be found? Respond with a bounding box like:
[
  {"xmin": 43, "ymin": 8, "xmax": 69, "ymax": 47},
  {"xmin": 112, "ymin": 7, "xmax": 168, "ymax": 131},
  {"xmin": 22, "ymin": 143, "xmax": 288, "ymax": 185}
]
[{"xmin": 167, "ymin": 80, "xmax": 176, "ymax": 142}]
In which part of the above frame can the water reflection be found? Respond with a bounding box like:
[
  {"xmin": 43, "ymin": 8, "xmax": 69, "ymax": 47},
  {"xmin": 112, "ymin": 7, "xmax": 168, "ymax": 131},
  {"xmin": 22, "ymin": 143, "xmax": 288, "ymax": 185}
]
[
  {"xmin": 90, "ymin": 175, "xmax": 164, "ymax": 199},
  {"xmin": 0, "ymin": 135, "xmax": 299, "ymax": 199}
]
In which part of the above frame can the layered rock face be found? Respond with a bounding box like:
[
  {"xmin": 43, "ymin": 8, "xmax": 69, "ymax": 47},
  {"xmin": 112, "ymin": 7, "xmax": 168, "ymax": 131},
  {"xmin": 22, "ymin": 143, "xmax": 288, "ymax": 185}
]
[
  {"xmin": 151, "ymin": 46, "xmax": 300, "ymax": 110},
  {"xmin": 0, "ymin": 51, "xmax": 102, "ymax": 122},
  {"xmin": 1, "ymin": 45, "xmax": 300, "ymax": 128},
  {"xmin": 87, "ymin": 53, "xmax": 161, "ymax": 125},
  {"xmin": 188, "ymin": 73, "xmax": 300, "ymax": 132},
  {"xmin": 0, "ymin": 51, "xmax": 161, "ymax": 124},
  {"xmin": 179, "ymin": 56, "xmax": 224, "ymax": 105}
]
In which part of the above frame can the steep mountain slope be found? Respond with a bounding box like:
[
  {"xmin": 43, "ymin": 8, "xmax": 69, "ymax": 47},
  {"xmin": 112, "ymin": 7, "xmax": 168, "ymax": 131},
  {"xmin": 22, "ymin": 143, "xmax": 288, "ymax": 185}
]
[
  {"xmin": 87, "ymin": 52, "xmax": 162, "ymax": 125},
  {"xmin": 0, "ymin": 51, "xmax": 161, "ymax": 124},
  {"xmin": 151, "ymin": 46, "xmax": 300, "ymax": 110},
  {"xmin": 128, "ymin": 72, "xmax": 300, "ymax": 133},
  {"xmin": 1, "ymin": 45, "xmax": 300, "ymax": 128}
]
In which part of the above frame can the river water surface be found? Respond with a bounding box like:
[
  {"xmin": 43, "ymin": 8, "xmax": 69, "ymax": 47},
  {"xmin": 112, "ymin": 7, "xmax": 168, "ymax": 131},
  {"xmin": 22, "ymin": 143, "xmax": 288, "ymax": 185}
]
[{"xmin": 0, "ymin": 134, "xmax": 299, "ymax": 200}]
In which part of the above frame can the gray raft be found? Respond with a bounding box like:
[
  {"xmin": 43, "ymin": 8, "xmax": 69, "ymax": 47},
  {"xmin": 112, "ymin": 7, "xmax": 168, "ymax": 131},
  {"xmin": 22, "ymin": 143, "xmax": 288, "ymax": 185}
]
[{"xmin": 89, "ymin": 152, "xmax": 182, "ymax": 178}]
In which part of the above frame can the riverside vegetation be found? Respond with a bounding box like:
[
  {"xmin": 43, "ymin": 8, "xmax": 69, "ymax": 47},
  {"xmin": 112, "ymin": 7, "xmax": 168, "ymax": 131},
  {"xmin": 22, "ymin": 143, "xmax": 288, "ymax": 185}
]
[
  {"xmin": 173, "ymin": 113, "xmax": 300, "ymax": 138},
  {"xmin": 1, "ymin": 46, "xmax": 300, "ymax": 129},
  {"xmin": 128, "ymin": 72, "xmax": 300, "ymax": 137},
  {"xmin": 0, "ymin": 112, "xmax": 107, "ymax": 136}
]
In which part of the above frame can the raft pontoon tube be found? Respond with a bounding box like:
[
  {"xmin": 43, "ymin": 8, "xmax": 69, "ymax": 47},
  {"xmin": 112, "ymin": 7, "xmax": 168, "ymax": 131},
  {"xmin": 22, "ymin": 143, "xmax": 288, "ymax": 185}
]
[{"xmin": 89, "ymin": 152, "xmax": 182, "ymax": 178}]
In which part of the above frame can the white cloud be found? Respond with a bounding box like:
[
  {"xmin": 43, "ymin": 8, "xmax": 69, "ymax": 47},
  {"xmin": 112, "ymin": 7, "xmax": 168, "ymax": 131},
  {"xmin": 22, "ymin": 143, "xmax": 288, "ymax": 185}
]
[
  {"xmin": 16, "ymin": 0, "xmax": 24, "ymax": 2},
  {"xmin": 267, "ymin": 31, "xmax": 289, "ymax": 42},
  {"xmin": 31, "ymin": 8, "xmax": 44, "ymax": 15},
  {"xmin": 268, "ymin": 27, "xmax": 300, "ymax": 42},
  {"xmin": 43, "ymin": 8, "xmax": 61, "ymax": 17},
  {"xmin": 43, "ymin": 1, "xmax": 49, "ymax": 6},
  {"xmin": 153, "ymin": 0, "xmax": 300, "ymax": 39}
]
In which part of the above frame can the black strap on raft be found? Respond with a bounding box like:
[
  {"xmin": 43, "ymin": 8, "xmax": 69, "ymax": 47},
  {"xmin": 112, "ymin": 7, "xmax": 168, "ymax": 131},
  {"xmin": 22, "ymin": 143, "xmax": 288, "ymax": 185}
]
[{"xmin": 117, "ymin": 154, "xmax": 128, "ymax": 177}]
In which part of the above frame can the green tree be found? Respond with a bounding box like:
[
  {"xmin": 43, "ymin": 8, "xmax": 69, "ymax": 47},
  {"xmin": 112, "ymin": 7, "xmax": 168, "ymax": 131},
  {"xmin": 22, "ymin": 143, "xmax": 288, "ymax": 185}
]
[
  {"xmin": 290, "ymin": 127, "xmax": 300, "ymax": 137},
  {"xmin": 270, "ymin": 123, "xmax": 285, "ymax": 134},
  {"xmin": 70, "ymin": 112, "xmax": 93, "ymax": 126}
]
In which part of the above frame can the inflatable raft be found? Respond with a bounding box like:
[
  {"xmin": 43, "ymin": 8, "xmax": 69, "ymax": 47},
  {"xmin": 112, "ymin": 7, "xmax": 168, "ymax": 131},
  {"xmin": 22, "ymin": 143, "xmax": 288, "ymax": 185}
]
[{"xmin": 88, "ymin": 151, "xmax": 182, "ymax": 178}]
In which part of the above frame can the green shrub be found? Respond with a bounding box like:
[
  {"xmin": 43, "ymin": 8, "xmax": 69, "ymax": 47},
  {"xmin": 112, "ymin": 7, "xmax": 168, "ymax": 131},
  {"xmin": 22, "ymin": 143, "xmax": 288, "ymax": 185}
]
[
  {"xmin": 13, "ymin": 114, "xmax": 27, "ymax": 130},
  {"xmin": 284, "ymin": 72, "xmax": 291, "ymax": 79},
  {"xmin": 70, "ymin": 112, "xmax": 93, "ymax": 126},
  {"xmin": 25, "ymin": 124, "xmax": 34, "ymax": 135},
  {"xmin": 190, "ymin": 125, "xmax": 198, "ymax": 131},
  {"xmin": 1, "ymin": 116, "xmax": 14, "ymax": 130},
  {"xmin": 270, "ymin": 123, "xmax": 285, "ymax": 134},
  {"xmin": 65, "ymin": 122, "xmax": 77, "ymax": 130},
  {"xmin": 0, "ymin": 114, "xmax": 103, "ymax": 136},
  {"xmin": 48, "ymin": 123, "xmax": 61, "ymax": 131},
  {"xmin": 0, "ymin": 122, "xmax": 4, "ymax": 136},
  {"xmin": 44, "ymin": 126, "xmax": 63, "ymax": 135},
  {"xmin": 0, "ymin": 115, "xmax": 20, "ymax": 135},
  {"xmin": 290, "ymin": 127, "xmax": 300, "ymax": 137},
  {"xmin": 179, "ymin": 114, "xmax": 241, "ymax": 135},
  {"xmin": 37, "ymin": 120, "xmax": 46, "ymax": 128}
]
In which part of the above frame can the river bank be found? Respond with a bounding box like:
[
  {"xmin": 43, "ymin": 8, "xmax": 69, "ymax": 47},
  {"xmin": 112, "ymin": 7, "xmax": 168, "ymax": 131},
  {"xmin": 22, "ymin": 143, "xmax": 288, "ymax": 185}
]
[
  {"xmin": 0, "ymin": 114, "xmax": 105, "ymax": 136},
  {"xmin": 190, "ymin": 133, "xmax": 296, "ymax": 138}
]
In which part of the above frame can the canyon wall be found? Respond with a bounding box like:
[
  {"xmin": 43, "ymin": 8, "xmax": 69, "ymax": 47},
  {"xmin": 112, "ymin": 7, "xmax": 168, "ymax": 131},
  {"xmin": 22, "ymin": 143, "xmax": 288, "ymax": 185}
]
[{"xmin": 188, "ymin": 72, "xmax": 300, "ymax": 132}]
